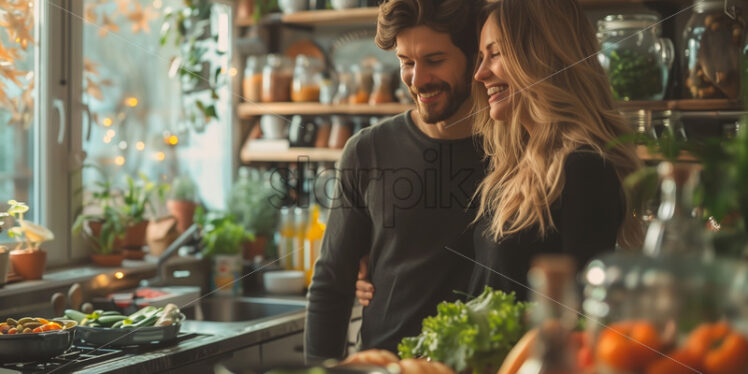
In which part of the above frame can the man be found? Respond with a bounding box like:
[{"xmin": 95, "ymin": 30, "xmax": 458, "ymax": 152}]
[{"xmin": 305, "ymin": 0, "xmax": 483, "ymax": 362}]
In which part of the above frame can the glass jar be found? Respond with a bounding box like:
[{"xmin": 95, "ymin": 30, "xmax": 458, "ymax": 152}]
[
  {"xmin": 369, "ymin": 66, "xmax": 394, "ymax": 105},
  {"xmin": 349, "ymin": 64, "xmax": 371, "ymax": 104},
  {"xmin": 291, "ymin": 55, "xmax": 322, "ymax": 103},
  {"xmin": 683, "ymin": 0, "xmax": 745, "ymax": 99},
  {"xmin": 332, "ymin": 68, "xmax": 354, "ymax": 105},
  {"xmin": 598, "ymin": 14, "xmax": 674, "ymax": 101},
  {"xmin": 262, "ymin": 54, "xmax": 293, "ymax": 103},
  {"xmin": 242, "ymin": 55, "xmax": 264, "ymax": 103}
]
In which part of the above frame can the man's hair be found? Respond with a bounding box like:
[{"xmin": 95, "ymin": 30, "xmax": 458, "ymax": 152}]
[{"xmin": 375, "ymin": 0, "xmax": 479, "ymax": 61}]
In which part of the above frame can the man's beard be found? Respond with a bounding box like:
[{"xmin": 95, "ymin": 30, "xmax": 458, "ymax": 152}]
[{"xmin": 410, "ymin": 79, "xmax": 470, "ymax": 125}]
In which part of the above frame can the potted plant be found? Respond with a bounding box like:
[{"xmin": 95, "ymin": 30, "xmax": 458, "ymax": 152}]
[
  {"xmin": 1, "ymin": 200, "xmax": 54, "ymax": 280},
  {"xmin": 227, "ymin": 167, "xmax": 282, "ymax": 259},
  {"xmin": 196, "ymin": 207, "xmax": 254, "ymax": 295},
  {"xmin": 166, "ymin": 175, "xmax": 199, "ymax": 234},
  {"xmin": 118, "ymin": 173, "xmax": 170, "ymax": 259}
]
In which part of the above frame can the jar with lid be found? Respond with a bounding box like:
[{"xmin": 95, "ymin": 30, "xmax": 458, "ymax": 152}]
[
  {"xmin": 332, "ymin": 68, "xmax": 355, "ymax": 105},
  {"xmin": 291, "ymin": 55, "xmax": 322, "ymax": 103},
  {"xmin": 683, "ymin": 0, "xmax": 745, "ymax": 99},
  {"xmin": 597, "ymin": 14, "xmax": 674, "ymax": 101},
  {"xmin": 349, "ymin": 64, "xmax": 371, "ymax": 104},
  {"xmin": 242, "ymin": 55, "xmax": 264, "ymax": 103},
  {"xmin": 262, "ymin": 54, "xmax": 293, "ymax": 102},
  {"xmin": 369, "ymin": 66, "xmax": 394, "ymax": 105}
]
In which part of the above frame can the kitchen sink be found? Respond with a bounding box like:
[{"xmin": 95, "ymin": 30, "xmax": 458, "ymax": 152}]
[{"xmin": 186, "ymin": 297, "xmax": 306, "ymax": 322}]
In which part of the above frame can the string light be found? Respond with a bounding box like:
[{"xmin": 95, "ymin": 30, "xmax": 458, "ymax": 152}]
[
  {"xmin": 106, "ymin": 129, "xmax": 116, "ymax": 138},
  {"xmin": 154, "ymin": 152, "xmax": 165, "ymax": 161},
  {"xmin": 124, "ymin": 97, "xmax": 138, "ymax": 107},
  {"xmin": 153, "ymin": 0, "xmax": 163, "ymax": 9},
  {"xmin": 102, "ymin": 117, "xmax": 113, "ymax": 127},
  {"xmin": 114, "ymin": 156, "xmax": 126, "ymax": 166},
  {"xmin": 103, "ymin": 136, "xmax": 112, "ymax": 144},
  {"xmin": 136, "ymin": 141, "xmax": 145, "ymax": 151},
  {"xmin": 166, "ymin": 135, "xmax": 178, "ymax": 146},
  {"xmin": 114, "ymin": 271, "xmax": 124, "ymax": 279},
  {"xmin": 118, "ymin": 141, "xmax": 128, "ymax": 150},
  {"xmin": 229, "ymin": 67, "xmax": 238, "ymax": 76}
]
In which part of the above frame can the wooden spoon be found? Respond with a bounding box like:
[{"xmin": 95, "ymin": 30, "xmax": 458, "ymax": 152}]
[
  {"xmin": 51, "ymin": 292, "xmax": 66, "ymax": 317},
  {"xmin": 68, "ymin": 283, "xmax": 83, "ymax": 311}
]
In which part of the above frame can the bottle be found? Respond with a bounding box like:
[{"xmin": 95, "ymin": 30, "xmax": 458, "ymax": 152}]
[
  {"xmin": 277, "ymin": 206, "xmax": 295, "ymax": 270},
  {"xmin": 242, "ymin": 55, "xmax": 264, "ymax": 103},
  {"xmin": 292, "ymin": 206, "xmax": 308, "ymax": 272},
  {"xmin": 642, "ymin": 161, "xmax": 713, "ymax": 258},
  {"xmin": 517, "ymin": 255, "xmax": 581, "ymax": 374},
  {"xmin": 303, "ymin": 203, "xmax": 326, "ymax": 287}
]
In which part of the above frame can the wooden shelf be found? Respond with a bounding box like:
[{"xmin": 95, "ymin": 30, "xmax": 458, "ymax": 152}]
[
  {"xmin": 241, "ymin": 146, "xmax": 343, "ymax": 163},
  {"xmin": 238, "ymin": 102, "xmax": 414, "ymax": 118},
  {"xmin": 281, "ymin": 7, "xmax": 379, "ymax": 26},
  {"xmin": 616, "ymin": 99, "xmax": 742, "ymax": 112},
  {"xmin": 636, "ymin": 145, "xmax": 698, "ymax": 162}
]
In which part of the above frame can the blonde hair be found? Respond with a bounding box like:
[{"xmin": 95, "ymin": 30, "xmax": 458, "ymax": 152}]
[{"xmin": 472, "ymin": 0, "xmax": 643, "ymax": 248}]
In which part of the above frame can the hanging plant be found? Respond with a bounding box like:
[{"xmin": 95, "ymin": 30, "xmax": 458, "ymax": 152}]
[{"xmin": 160, "ymin": 0, "xmax": 226, "ymax": 127}]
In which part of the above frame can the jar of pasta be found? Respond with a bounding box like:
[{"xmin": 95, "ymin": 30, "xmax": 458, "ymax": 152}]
[
  {"xmin": 683, "ymin": 0, "xmax": 745, "ymax": 99},
  {"xmin": 242, "ymin": 55, "xmax": 264, "ymax": 103}
]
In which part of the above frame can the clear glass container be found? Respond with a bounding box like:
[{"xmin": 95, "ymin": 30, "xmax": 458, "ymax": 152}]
[
  {"xmin": 291, "ymin": 55, "xmax": 322, "ymax": 103},
  {"xmin": 242, "ymin": 55, "xmax": 264, "ymax": 103},
  {"xmin": 332, "ymin": 68, "xmax": 355, "ymax": 105},
  {"xmin": 369, "ymin": 66, "xmax": 394, "ymax": 105},
  {"xmin": 683, "ymin": 0, "xmax": 745, "ymax": 99},
  {"xmin": 277, "ymin": 206, "xmax": 294, "ymax": 270},
  {"xmin": 349, "ymin": 64, "xmax": 371, "ymax": 104},
  {"xmin": 261, "ymin": 54, "xmax": 293, "ymax": 103},
  {"xmin": 598, "ymin": 14, "xmax": 674, "ymax": 101}
]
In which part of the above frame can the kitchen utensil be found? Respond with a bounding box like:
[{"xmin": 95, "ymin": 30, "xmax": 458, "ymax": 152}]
[
  {"xmin": 0, "ymin": 328, "xmax": 75, "ymax": 363},
  {"xmin": 51, "ymin": 292, "xmax": 67, "ymax": 317},
  {"xmin": 75, "ymin": 314, "xmax": 184, "ymax": 348},
  {"xmin": 68, "ymin": 283, "xmax": 83, "ymax": 311},
  {"xmin": 263, "ymin": 270, "xmax": 305, "ymax": 294}
]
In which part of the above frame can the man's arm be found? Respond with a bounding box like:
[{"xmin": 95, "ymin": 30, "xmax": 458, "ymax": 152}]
[{"xmin": 305, "ymin": 135, "xmax": 373, "ymax": 363}]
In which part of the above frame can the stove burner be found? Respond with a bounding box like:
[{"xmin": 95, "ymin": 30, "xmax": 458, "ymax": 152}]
[{"xmin": 0, "ymin": 333, "xmax": 201, "ymax": 374}]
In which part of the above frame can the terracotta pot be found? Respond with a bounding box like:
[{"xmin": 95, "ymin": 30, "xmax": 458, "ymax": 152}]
[
  {"xmin": 90, "ymin": 253, "xmax": 124, "ymax": 267},
  {"xmin": 121, "ymin": 220, "xmax": 149, "ymax": 249},
  {"xmin": 243, "ymin": 236, "xmax": 268, "ymax": 260},
  {"xmin": 86, "ymin": 220, "xmax": 124, "ymax": 252},
  {"xmin": 167, "ymin": 200, "xmax": 197, "ymax": 233},
  {"xmin": 9, "ymin": 249, "xmax": 47, "ymax": 280},
  {"xmin": 122, "ymin": 248, "xmax": 145, "ymax": 260},
  {"xmin": 236, "ymin": 0, "xmax": 254, "ymax": 20}
]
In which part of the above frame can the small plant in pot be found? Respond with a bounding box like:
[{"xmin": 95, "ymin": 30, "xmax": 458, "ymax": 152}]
[
  {"xmin": 1, "ymin": 200, "xmax": 54, "ymax": 280},
  {"xmin": 166, "ymin": 175, "xmax": 199, "ymax": 234},
  {"xmin": 119, "ymin": 173, "xmax": 170, "ymax": 259},
  {"xmin": 196, "ymin": 207, "xmax": 254, "ymax": 296},
  {"xmin": 227, "ymin": 167, "xmax": 282, "ymax": 260}
]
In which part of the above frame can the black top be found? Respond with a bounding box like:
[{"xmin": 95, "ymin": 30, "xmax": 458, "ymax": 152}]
[
  {"xmin": 468, "ymin": 150, "xmax": 624, "ymax": 301},
  {"xmin": 305, "ymin": 111, "xmax": 485, "ymax": 361}
]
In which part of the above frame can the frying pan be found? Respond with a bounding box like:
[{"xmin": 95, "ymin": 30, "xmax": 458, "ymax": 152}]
[
  {"xmin": 0, "ymin": 328, "xmax": 75, "ymax": 363},
  {"xmin": 75, "ymin": 314, "xmax": 184, "ymax": 348}
]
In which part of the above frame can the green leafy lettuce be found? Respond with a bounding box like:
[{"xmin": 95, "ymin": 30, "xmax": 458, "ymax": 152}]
[{"xmin": 398, "ymin": 287, "xmax": 531, "ymax": 374}]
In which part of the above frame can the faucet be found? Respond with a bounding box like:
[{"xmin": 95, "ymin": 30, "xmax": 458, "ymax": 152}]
[{"xmin": 140, "ymin": 223, "xmax": 202, "ymax": 287}]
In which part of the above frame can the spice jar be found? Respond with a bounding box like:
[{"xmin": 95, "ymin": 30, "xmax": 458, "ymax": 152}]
[
  {"xmin": 369, "ymin": 66, "xmax": 394, "ymax": 105},
  {"xmin": 598, "ymin": 14, "xmax": 674, "ymax": 101},
  {"xmin": 262, "ymin": 54, "xmax": 293, "ymax": 102},
  {"xmin": 291, "ymin": 55, "xmax": 322, "ymax": 103},
  {"xmin": 349, "ymin": 64, "xmax": 371, "ymax": 104},
  {"xmin": 242, "ymin": 55, "xmax": 264, "ymax": 103},
  {"xmin": 683, "ymin": 0, "xmax": 745, "ymax": 99}
]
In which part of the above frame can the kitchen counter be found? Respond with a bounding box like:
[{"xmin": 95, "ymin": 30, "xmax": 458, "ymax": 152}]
[{"xmin": 71, "ymin": 308, "xmax": 306, "ymax": 373}]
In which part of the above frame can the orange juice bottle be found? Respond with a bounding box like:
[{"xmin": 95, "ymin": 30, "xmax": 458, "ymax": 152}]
[{"xmin": 303, "ymin": 204, "xmax": 326, "ymax": 287}]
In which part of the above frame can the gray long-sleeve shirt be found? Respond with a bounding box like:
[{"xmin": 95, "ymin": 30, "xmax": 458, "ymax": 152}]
[{"xmin": 305, "ymin": 111, "xmax": 484, "ymax": 361}]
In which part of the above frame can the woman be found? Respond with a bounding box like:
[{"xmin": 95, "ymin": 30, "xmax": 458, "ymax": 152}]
[
  {"xmin": 467, "ymin": 0, "xmax": 641, "ymax": 299},
  {"xmin": 356, "ymin": 0, "xmax": 642, "ymax": 304}
]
